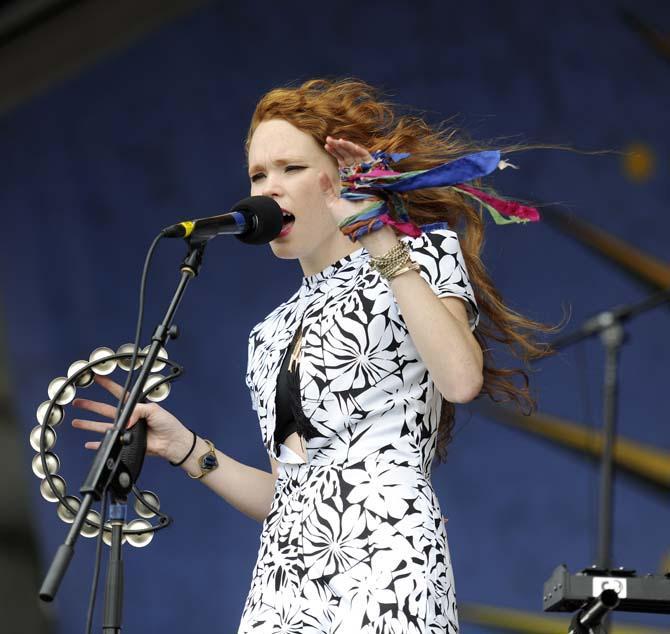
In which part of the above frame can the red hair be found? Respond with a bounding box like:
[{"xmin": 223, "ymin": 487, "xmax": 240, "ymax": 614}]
[{"xmin": 247, "ymin": 78, "xmax": 555, "ymax": 465}]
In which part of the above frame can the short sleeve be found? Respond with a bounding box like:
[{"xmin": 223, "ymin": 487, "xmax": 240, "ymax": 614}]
[{"xmin": 407, "ymin": 227, "xmax": 480, "ymax": 331}]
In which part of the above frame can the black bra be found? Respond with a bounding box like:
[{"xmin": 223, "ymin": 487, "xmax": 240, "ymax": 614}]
[{"xmin": 274, "ymin": 325, "xmax": 320, "ymax": 447}]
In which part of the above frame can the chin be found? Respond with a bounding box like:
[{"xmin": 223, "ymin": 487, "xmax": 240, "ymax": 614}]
[{"xmin": 268, "ymin": 239, "xmax": 301, "ymax": 260}]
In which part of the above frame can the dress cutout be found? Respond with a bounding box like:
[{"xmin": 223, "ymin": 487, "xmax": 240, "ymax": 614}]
[
  {"xmin": 275, "ymin": 324, "xmax": 320, "ymax": 448},
  {"xmin": 274, "ymin": 327, "xmax": 300, "ymax": 446}
]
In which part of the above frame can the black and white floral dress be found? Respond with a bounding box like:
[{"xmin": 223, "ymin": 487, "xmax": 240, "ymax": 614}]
[{"xmin": 239, "ymin": 225, "xmax": 479, "ymax": 634}]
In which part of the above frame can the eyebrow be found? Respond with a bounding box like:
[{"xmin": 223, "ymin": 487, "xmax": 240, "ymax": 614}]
[{"xmin": 247, "ymin": 157, "xmax": 304, "ymax": 174}]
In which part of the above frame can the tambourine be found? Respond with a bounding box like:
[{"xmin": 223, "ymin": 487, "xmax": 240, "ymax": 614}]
[{"xmin": 33, "ymin": 344, "xmax": 182, "ymax": 547}]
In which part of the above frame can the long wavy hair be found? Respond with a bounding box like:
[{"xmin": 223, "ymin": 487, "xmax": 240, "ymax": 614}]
[{"xmin": 246, "ymin": 78, "xmax": 555, "ymax": 465}]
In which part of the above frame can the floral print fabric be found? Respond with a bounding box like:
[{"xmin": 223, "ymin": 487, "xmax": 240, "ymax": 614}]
[{"xmin": 239, "ymin": 227, "xmax": 479, "ymax": 633}]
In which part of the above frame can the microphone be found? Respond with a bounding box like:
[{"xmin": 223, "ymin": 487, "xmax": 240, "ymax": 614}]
[{"xmin": 161, "ymin": 196, "xmax": 283, "ymax": 245}]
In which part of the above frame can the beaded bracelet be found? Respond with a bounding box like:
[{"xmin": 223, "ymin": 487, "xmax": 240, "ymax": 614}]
[{"xmin": 169, "ymin": 428, "xmax": 197, "ymax": 467}]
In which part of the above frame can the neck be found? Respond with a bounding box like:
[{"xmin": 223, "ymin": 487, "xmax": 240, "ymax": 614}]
[{"xmin": 299, "ymin": 230, "xmax": 362, "ymax": 276}]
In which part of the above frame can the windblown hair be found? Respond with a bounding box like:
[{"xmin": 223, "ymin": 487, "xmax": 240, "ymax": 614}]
[{"xmin": 246, "ymin": 78, "xmax": 555, "ymax": 465}]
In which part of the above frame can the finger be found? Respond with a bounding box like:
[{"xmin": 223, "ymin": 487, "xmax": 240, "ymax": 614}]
[
  {"xmin": 72, "ymin": 418, "xmax": 113, "ymax": 434},
  {"xmin": 325, "ymin": 137, "xmax": 354, "ymax": 162},
  {"xmin": 325, "ymin": 142, "xmax": 348, "ymax": 166},
  {"xmin": 85, "ymin": 441, "xmax": 101, "ymax": 450},
  {"xmin": 93, "ymin": 374, "xmax": 128, "ymax": 401},
  {"xmin": 72, "ymin": 397, "xmax": 119, "ymax": 420},
  {"xmin": 331, "ymin": 137, "xmax": 372, "ymax": 161},
  {"xmin": 341, "ymin": 144, "xmax": 373, "ymax": 163},
  {"xmin": 336, "ymin": 138, "xmax": 368, "ymax": 152},
  {"xmin": 72, "ymin": 400, "xmax": 146, "ymax": 431}
]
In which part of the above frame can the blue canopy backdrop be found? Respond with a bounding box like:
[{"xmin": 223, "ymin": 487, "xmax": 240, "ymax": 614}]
[{"xmin": 0, "ymin": 1, "xmax": 668, "ymax": 632}]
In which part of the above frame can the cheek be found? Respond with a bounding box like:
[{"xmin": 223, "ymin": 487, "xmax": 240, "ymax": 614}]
[
  {"xmin": 295, "ymin": 174, "xmax": 325, "ymax": 206},
  {"xmin": 324, "ymin": 163, "xmax": 339, "ymax": 184}
]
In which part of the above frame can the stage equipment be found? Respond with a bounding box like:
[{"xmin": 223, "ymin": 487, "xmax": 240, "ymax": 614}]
[
  {"xmin": 36, "ymin": 195, "xmax": 283, "ymax": 632},
  {"xmin": 543, "ymin": 287, "xmax": 670, "ymax": 630},
  {"xmin": 161, "ymin": 194, "xmax": 284, "ymax": 243},
  {"xmin": 544, "ymin": 565, "xmax": 670, "ymax": 615},
  {"xmin": 32, "ymin": 345, "xmax": 179, "ymax": 543}
]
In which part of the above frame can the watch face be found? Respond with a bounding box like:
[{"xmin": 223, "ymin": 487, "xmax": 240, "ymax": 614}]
[{"xmin": 201, "ymin": 452, "xmax": 218, "ymax": 471}]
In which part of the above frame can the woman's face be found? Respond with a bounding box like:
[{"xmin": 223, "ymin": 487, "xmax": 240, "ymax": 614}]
[{"xmin": 247, "ymin": 119, "xmax": 350, "ymax": 272}]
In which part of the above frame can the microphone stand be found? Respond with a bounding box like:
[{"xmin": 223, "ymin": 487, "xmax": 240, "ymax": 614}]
[
  {"xmin": 547, "ymin": 286, "xmax": 670, "ymax": 630},
  {"xmin": 102, "ymin": 498, "xmax": 126, "ymax": 633},
  {"xmin": 39, "ymin": 239, "xmax": 209, "ymax": 631},
  {"xmin": 551, "ymin": 286, "xmax": 670, "ymax": 569}
]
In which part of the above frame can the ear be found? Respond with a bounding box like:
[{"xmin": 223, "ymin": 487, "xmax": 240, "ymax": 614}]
[{"xmin": 319, "ymin": 171, "xmax": 338, "ymax": 203}]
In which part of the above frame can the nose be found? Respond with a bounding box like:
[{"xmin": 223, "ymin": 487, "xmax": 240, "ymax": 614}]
[{"xmin": 260, "ymin": 174, "xmax": 283, "ymax": 200}]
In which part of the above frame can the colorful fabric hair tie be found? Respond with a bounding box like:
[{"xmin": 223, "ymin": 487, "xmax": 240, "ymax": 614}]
[{"xmin": 337, "ymin": 150, "xmax": 540, "ymax": 242}]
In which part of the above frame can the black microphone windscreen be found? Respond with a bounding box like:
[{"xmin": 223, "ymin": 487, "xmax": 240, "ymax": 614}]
[{"xmin": 233, "ymin": 196, "xmax": 283, "ymax": 245}]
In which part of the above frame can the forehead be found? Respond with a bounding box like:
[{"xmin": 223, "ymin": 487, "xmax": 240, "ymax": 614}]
[{"xmin": 248, "ymin": 119, "xmax": 320, "ymax": 169}]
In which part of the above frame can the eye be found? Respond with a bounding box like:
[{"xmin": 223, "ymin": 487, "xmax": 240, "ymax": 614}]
[
  {"xmin": 250, "ymin": 173, "xmax": 265, "ymax": 183},
  {"xmin": 285, "ymin": 165, "xmax": 305, "ymax": 173}
]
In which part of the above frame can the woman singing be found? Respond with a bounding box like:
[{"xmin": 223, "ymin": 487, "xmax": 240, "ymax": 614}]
[{"xmin": 73, "ymin": 78, "xmax": 549, "ymax": 633}]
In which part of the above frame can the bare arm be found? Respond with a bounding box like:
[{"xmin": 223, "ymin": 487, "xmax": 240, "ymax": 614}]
[
  {"xmin": 359, "ymin": 226, "xmax": 483, "ymax": 403},
  {"xmin": 322, "ymin": 139, "xmax": 483, "ymax": 403},
  {"xmin": 72, "ymin": 376, "xmax": 279, "ymax": 525},
  {"xmin": 173, "ymin": 430, "xmax": 278, "ymax": 524}
]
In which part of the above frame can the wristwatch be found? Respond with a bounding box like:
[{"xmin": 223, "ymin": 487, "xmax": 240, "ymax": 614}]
[{"xmin": 188, "ymin": 439, "xmax": 219, "ymax": 479}]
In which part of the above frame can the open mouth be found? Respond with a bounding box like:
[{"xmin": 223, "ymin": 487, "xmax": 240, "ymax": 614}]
[
  {"xmin": 277, "ymin": 209, "xmax": 296, "ymax": 238},
  {"xmin": 281, "ymin": 209, "xmax": 295, "ymax": 226}
]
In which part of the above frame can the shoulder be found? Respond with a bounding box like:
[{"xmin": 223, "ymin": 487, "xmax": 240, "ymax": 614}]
[
  {"xmin": 248, "ymin": 287, "xmax": 302, "ymax": 345},
  {"xmin": 402, "ymin": 222, "xmax": 463, "ymax": 255},
  {"xmin": 403, "ymin": 221, "xmax": 480, "ymax": 330}
]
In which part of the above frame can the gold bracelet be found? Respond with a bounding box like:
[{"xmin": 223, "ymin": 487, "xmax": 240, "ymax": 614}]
[
  {"xmin": 387, "ymin": 260, "xmax": 420, "ymax": 280},
  {"xmin": 369, "ymin": 242, "xmax": 412, "ymax": 278}
]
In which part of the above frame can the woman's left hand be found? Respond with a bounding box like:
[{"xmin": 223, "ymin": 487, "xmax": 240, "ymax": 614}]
[{"xmin": 320, "ymin": 136, "xmax": 378, "ymax": 225}]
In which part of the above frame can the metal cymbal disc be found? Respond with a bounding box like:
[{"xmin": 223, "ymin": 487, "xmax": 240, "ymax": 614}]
[
  {"xmin": 32, "ymin": 452, "xmax": 60, "ymax": 478},
  {"xmin": 56, "ymin": 496, "xmax": 80, "ymax": 523},
  {"xmin": 89, "ymin": 347, "xmax": 117, "ymax": 375},
  {"xmin": 40, "ymin": 475, "xmax": 66, "ymax": 503},
  {"xmin": 36, "ymin": 400, "xmax": 63, "ymax": 426},
  {"xmin": 102, "ymin": 523, "xmax": 127, "ymax": 546},
  {"xmin": 47, "ymin": 377, "xmax": 76, "ymax": 405},
  {"xmin": 30, "ymin": 424, "xmax": 56, "ymax": 451},
  {"xmin": 80, "ymin": 510, "xmax": 101, "ymax": 538},
  {"xmin": 145, "ymin": 374, "xmax": 170, "ymax": 402},
  {"xmin": 126, "ymin": 519, "xmax": 154, "ymax": 548},
  {"xmin": 67, "ymin": 360, "xmax": 94, "ymax": 387},
  {"xmin": 117, "ymin": 344, "xmax": 141, "ymax": 371},
  {"xmin": 134, "ymin": 490, "xmax": 160, "ymax": 518},
  {"xmin": 142, "ymin": 345, "xmax": 168, "ymax": 372}
]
